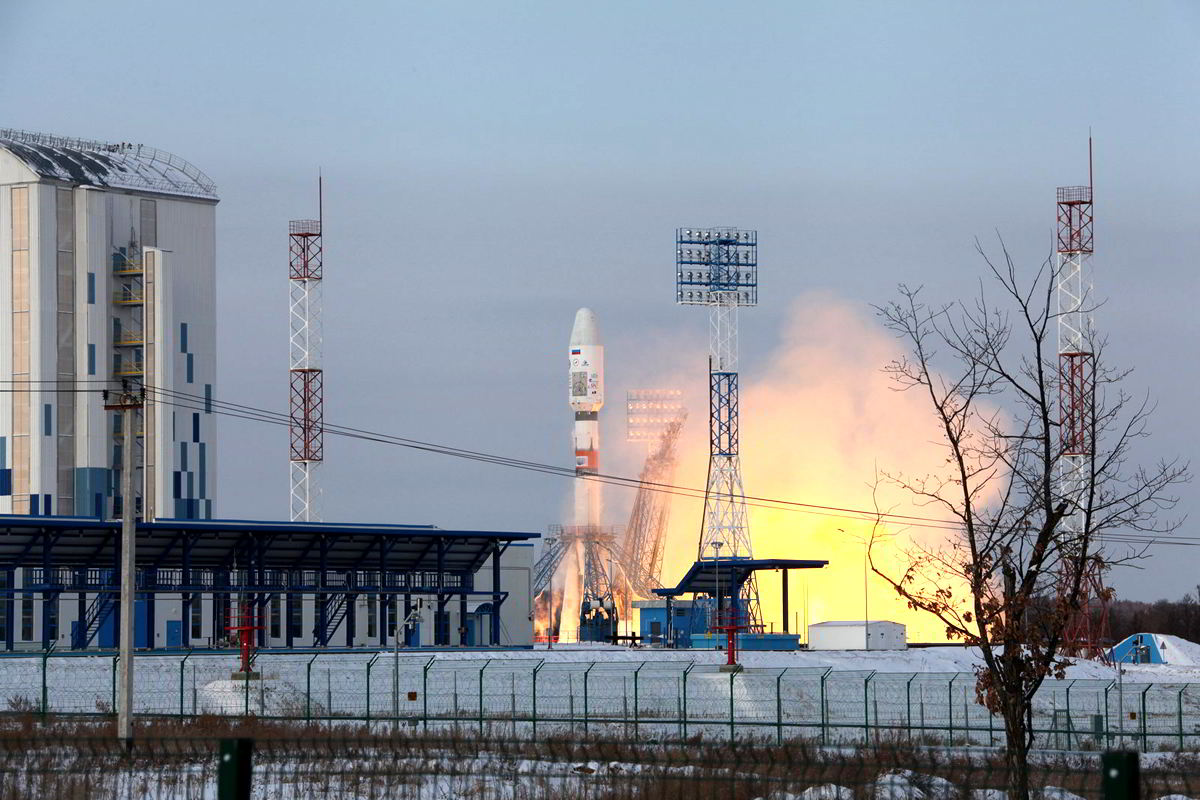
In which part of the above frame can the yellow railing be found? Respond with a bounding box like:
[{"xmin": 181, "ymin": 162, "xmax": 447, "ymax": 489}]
[
  {"xmin": 113, "ymin": 330, "xmax": 145, "ymax": 346},
  {"xmin": 113, "ymin": 361, "xmax": 144, "ymax": 377},
  {"xmin": 112, "ymin": 290, "xmax": 144, "ymax": 305}
]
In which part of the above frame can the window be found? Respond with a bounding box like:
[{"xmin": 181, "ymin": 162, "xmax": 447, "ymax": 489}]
[
  {"xmin": 288, "ymin": 595, "xmax": 303, "ymax": 639},
  {"xmin": 367, "ymin": 598, "xmax": 377, "ymax": 639},
  {"xmin": 46, "ymin": 601, "xmax": 57, "ymax": 642},
  {"xmin": 192, "ymin": 413, "xmax": 200, "ymax": 443},
  {"xmin": 204, "ymin": 384, "xmax": 212, "ymax": 414},
  {"xmin": 186, "ymin": 353, "xmax": 194, "ymax": 383},
  {"xmin": 20, "ymin": 595, "xmax": 32, "ymax": 641},
  {"xmin": 270, "ymin": 596, "xmax": 281, "ymax": 639},
  {"xmin": 87, "ymin": 344, "xmax": 95, "ymax": 376},
  {"xmin": 43, "ymin": 404, "xmax": 51, "ymax": 436},
  {"xmin": 180, "ymin": 323, "xmax": 188, "ymax": 353},
  {"xmin": 190, "ymin": 597, "xmax": 203, "ymax": 640},
  {"xmin": 87, "ymin": 273, "xmax": 95, "ymax": 304}
]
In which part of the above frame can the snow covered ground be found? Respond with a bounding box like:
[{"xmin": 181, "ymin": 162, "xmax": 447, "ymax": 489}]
[{"xmin": 3, "ymin": 644, "xmax": 1200, "ymax": 752}]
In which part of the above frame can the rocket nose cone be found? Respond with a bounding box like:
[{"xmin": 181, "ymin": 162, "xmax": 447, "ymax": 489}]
[{"xmin": 570, "ymin": 307, "xmax": 599, "ymax": 346}]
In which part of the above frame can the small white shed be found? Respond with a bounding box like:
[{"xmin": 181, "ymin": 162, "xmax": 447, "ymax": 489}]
[{"xmin": 807, "ymin": 620, "xmax": 907, "ymax": 650}]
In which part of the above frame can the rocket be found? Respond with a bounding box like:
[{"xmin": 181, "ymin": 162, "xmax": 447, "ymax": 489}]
[{"xmin": 569, "ymin": 308, "xmax": 604, "ymax": 528}]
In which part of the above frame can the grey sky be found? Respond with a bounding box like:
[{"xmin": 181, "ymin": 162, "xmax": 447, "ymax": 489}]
[{"xmin": 1, "ymin": 1, "xmax": 1197, "ymax": 601}]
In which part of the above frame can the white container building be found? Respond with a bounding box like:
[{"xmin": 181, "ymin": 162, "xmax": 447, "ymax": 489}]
[{"xmin": 807, "ymin": 620, "xmax": 907, "ymax": 650}]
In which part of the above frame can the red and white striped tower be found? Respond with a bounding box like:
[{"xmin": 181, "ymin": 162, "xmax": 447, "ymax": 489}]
[
  {"xmin": 1056, "ymin": 140, "xmax": 1110, "ymax": 658},
  {"xmin": 289, "ymin": 180, "xmax": 324, "ymax": 522}
]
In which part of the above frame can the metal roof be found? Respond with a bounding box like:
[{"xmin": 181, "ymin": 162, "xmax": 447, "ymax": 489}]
[
  {"xmin": 0, "ymin": 128, "xmax": 218, "ymax": 201},
  {"xmin": 654, "ymin": 557, "xmax": 827, "ymax": 598},
  {"xmin": 0, "ymin": 515, "xmax": 538, "ymax": 573}
]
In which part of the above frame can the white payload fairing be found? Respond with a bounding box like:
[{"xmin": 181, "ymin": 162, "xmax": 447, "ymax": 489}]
[{"xmin": 557, "ymin": 308, "xmax": 603, "ymax": 639}]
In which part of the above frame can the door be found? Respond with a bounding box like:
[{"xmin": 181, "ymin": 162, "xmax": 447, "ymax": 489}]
[{"xmin": 166, "ymin": 620, "xmax": 182, "ymax": 648}]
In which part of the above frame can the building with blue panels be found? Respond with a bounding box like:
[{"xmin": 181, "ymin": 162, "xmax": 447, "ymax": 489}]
[
  {"xmin": 0, "ymin": 129, "xmax": 218, "ymax": 521},
  {"xmin": 0, "ymin": 515, "xmax": 536, "ymax": 651}
]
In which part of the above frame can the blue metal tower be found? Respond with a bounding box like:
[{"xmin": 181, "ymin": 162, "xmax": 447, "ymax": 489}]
[{"xmin": 676, "ymin": 227, "xmax": 762, "ymax": 630}]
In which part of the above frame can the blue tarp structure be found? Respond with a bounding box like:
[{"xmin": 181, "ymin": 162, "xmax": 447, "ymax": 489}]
[{"xmin": 1109, "ymin": 633, "xmax": 1167, "ymax": 665}]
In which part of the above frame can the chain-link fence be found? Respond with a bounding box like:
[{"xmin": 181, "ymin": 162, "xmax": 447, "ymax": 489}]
[
  {"xmin": 0, "ymin": 723, "xmax": 1195, "ymax": 800},
  {"xmin": 2, "ymin": 651, "xmax": 1197, "ymax": 752}
]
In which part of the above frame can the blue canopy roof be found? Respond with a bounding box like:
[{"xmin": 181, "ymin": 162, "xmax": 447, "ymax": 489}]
[{"xmin": 653, "ymin": 557, "xmax": 827, "ymax": 598}]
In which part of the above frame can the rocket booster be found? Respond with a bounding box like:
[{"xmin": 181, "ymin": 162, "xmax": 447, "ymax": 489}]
[{"xmin": 569, "ymin": 308, "xmax": 603, "ymax": 527}]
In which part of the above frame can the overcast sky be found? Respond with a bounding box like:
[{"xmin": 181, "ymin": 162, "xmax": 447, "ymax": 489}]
[{"xmin": 2, "ymin": 1, "xmax": 1197, "ymax": 601}]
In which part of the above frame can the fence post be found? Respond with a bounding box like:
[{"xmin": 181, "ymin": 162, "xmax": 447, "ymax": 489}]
[
  {"xmin": 478, "ymin": 659, "xmax": 491, "ymax": 735},
  {"xmin": 1140, "ymin": 685, "xmax": 1150, "ymax": 751},
  {"xmin": 531, "ymin": 661, "xmax": 544, "ymax": 741},
  {"xmin": 422, "ymin": 657, "xmax": 433, "ymax": 732},
  {"xmin": 218, "ymin": 738, "xmax": 254, "ymax": 800},
  {"xmin": 820, "ymin": 667, "xmax": 831, "ymax": 744},
  {"xmin": 682, "ymin": 663, "xmax": 694, "ymax": 739},
  {"xmin": 948, "ymin": 674, "xmax": 957, "ymax": 745},
  {"xmin": 864, "ymin": 671, "xmax": 876, "ymax": 746},
  {"xmin": 729, "ymin": 669, "xmax": 735, "ymax": 741},
  {"xmin": 1101, "ymin": 750, "xmax": 1139, "ymax": 800},
  {"xmin": 40, "ymin": 649, "xmax": 50, "ymax": 718},
  {"xmin": 776, "ymin": 670, "xmax": 784, "ymax": 745},
  {"xmin": 366, "ymin": 653, "xmax": 380, "ymax": 724},
  {"xmin": 583, "ymin": 663, "xmax": 594, "ymax": 734},
  {"xmin": 634, "ymin": 662, "xmax": 644, "ymax": 743},
  {"xmin": 1178, "ymin": 684, "xmax": 1188, "ymax": 750},
  {"xmin": 1105, "ymin": 681, "xmax": 1114, "ymax": 747},
  {"xmin": 111, "ymin": 654, "xmax": 118, "ymax": 715},
  {"xmin": 180, "ymin": 649, "xmax": 194, "ymax": 716},
  {"xmin": 906, "ymin": 674, "xmax": 915, "ymax": 742},
  {"xmin": 305, "ymin": 652, "xmax": 320, "ymax": 721},
  {"xmin": 1066, "ymin": 680, "xmax": 1076, "ymax": 750}
]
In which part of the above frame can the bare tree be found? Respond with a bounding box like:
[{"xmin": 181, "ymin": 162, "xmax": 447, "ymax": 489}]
[{"xmin": 870, "ymin": 241, "xmax": 1187, "ymax": 799}]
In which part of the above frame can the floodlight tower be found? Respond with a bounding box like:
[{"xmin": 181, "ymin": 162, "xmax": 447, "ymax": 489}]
[
  {"xmin": 676, "ymin": 227, "xmax": 762, "ymax": 629},
  {"xmin": 289, "ymin": 180, "xmax": 324, "ymax": 522},
  {"xmin": 1056, "ymin": 140, "xmax": 1109, "ymax": 657}
]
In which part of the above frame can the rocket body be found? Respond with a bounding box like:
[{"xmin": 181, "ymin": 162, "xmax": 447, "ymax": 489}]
[
  {"xmin": 569, "ymin": 308, "xmax": 604, "ymax": 527},
  {"xmin": 557, "ymin": 308, "xmax": 603, "ymax": 640}
]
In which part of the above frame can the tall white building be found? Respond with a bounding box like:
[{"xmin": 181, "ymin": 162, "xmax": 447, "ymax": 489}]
[{"xmin": 0, "ymin": 129, "xmax": 217, "ymax": 519}]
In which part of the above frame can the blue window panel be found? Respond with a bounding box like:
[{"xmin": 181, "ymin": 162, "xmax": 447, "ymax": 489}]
[
  {"xmin": 0, "ymin": 469, "xmax": 11, "ymax": 496},
  {"xmin": 186, "ymin": 472, "xmax": 194, "ymax": 499},
  {"xmin": 0, "ymin": 436, "xmax": 6, "ymax": 467},
  {"xmin": 198, "ymin": 444, "xmax": 206, "ymax": 498},
  {"xmin": 180, "ymin": 442, "xmax": 188, "ymax": 471},
  {"xmin": 44, "ymin": 495, "xmax": 51, "ymax": 516},
  {"xmin": 171, "ymin": 411, "xmax": 176, "ymax": 440},
  {"xmin": 87, "ymin": 273, "xmax": 95, "ymax": 304},
  {"xmin": 192, "ymin": 413, "xmax": 199, "ymax": 443},
  {"xmin": 204, "ymin": 384, "xmax": 212, "ymax": 414},
  {"xmin": 186, "ymin": 353, "xmax": 194, "ymax": 383},
  {"xmin": 29, "ymin": 495, "xmax": 38, "ymax": 515},
  {"xmin": 87, "ymin": 344, "xmax": 96, "ymax": 376},
  {"xmin": 43, "ymin": 404, "xmax": 51, "ymax": 436},
  {"xmin": 172, "ymin": 471, "xmax": 181, "ymax": 500},
  {"xmin": 180, "ymin": 323, "xmax": 188, "ymax": 354}
]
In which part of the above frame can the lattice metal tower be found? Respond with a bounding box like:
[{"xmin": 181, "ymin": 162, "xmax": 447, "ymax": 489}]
[
  {"xmin": 676, "ymin": 227, "xmax": 762, "ymax": 628},
  {"xmin": 1056, "ymin": 141, "xmax": 1110, "ymax": 658},
  {"xmin": 288, "ymin": 181, "xmax": 324, "ymax": 522}
]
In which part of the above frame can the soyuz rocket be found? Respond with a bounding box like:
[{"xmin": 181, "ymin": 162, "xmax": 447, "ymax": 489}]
[{"xmin": 568, "ymin": 308, "xmax": 604, "ymax": 528}]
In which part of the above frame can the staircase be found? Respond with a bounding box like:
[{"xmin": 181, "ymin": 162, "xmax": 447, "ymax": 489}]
[
  {"xmin": 74, "ymin": 592, "xmax": 115, "ymax": 649},
  {"xmin": 316, "ymin": 593, "xmax": 351, "ymax": 646}
]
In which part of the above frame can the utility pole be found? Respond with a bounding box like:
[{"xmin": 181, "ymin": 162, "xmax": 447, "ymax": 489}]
[{"xmin": 105, "ymin": 384, "xmax": 143, "ymax": 747}]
